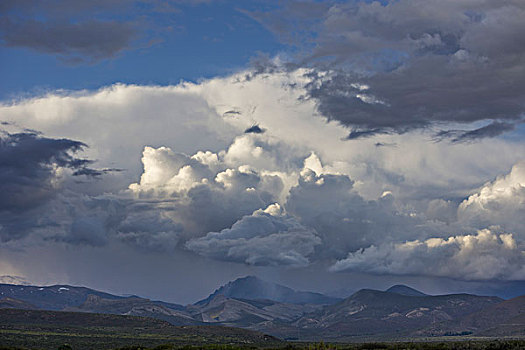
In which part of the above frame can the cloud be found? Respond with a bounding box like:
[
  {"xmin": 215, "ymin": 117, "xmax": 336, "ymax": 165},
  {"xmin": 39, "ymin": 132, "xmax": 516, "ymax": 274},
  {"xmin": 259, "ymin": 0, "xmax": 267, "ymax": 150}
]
[
  {"xmin": 0, "ymin": 0, "xmax": 197, "ymax": 64},
  {"xmin": 285, "ymin": 154, "xmax": 421, "ymax": 258},
  {"xmin": 67, "ymin": 215, "xmax": 111, "ymax": 247},
  {"xmin": 0, "ymin": 127, "xmax": 125, "ymax": 243},
  {"xmin": 128, "ymin": 139, "xmax": 287, "ymax": 240},
  {"xmin": 346, "ymin": 128, "xmax": 385, "ymax": 140},
  {"xmin": 435, "ymin": 121, "xmax": 517, "ymax": 143},
  {"xmin": 0, "ymin": 0, "xmax": 141, "ymax": 63},
  {"xmin": 0, "ymin": 131, "xmax": 92, "ymax": 213},
  {"xmin": 0, "ymin": 18, "xmax": 137, "ymax": 63},
  {"xmin": 3, "ymin": 71, "xmax": 523, "ymax": 205},
  {"xmin": 249, "ymin": 0, "xmax": 525, "ymax": 138},
  {"xmin": 244, "ymin": 124, "xmax": 265, "ymax": 134},
  {"xmin": 0, "ymin": 70, "xmax": 524, "ymax": 277},
  {"xmin": 330, "ymin": 228, "xmax": 525, "ymax": 281},
  {"xmin": 459, "ymin": 161, "xmax": 525, "ymax": 235},
  {"xmin": 116, "ymin": 209, "xmax": 183, "ymax": 252},
  {"xmin": 186, "ymin": 204, "xmax": 321, "ymax": 267},
  {"xmin": 0, "ymin": 127, "xmax": 177, "ymax": 248},
  {"xmin": 0, "ymin": 275, "xmax": 30, "ymax": 285}
]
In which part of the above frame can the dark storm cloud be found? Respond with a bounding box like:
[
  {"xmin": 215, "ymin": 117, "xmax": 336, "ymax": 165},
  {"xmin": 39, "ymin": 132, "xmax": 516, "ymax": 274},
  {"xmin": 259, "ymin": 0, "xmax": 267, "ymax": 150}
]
[
  {"xmin": 248, "ymin": 0, "xmax": 525, "ymax": 139},
  {"xmin": 0, "ymin": 130, "xmax": 108, "ymax": 242},
  {"xmin": 435, "ymin": 121, "xmax": 517, "ymax": 143},
  {"xmin": 72, "ymin": 167, "xmax": 123, "ymax": 177},
  {"xmin": 244, "ymin": 124, "xmax": 265, "ymax": 134},
  {"xmin": 0, "ymin": 131, "xmax": 93, "ymax": 212},
  {"xmin": 346, "ymin": 128, "xmax": 384, "ymax": 140},
  {"xmin": 186, "ymin": 205, "xmax": 321, "ymax": 267}
]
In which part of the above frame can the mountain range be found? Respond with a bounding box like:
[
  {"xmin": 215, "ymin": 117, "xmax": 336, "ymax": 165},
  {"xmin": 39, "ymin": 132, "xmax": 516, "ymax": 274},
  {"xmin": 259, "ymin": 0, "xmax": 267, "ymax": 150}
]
[{"xmin": 0, "ymin": 276, "xmax": 523, "ymax": 341}]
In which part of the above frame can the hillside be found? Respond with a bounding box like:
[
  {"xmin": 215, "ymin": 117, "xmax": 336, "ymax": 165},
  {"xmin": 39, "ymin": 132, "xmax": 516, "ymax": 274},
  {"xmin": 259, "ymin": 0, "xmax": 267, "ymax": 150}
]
[
  {"xmin": 0, "ymin": 308, "xmax": 281, "ymax": 350},
  {"xmin": 288, "ymin": 289, "xmax": 503, "ymax": 340},
  {"xmin": 67, "ymin": 294, "xmax": 199, "ymax": 326},
  {"xmin": 0, "ymin": 283, "xmax": 156, "ymax": 310},
  {"xmin": 0, "ymin": 297, "xmax": 36, "ymax": 310},
  {"xmin": 418, "ymin": 294, "xmax": 525, "ymax": 337},
  {"xmin": 187, "ymin": 294, "xmax": 323, "ymax": 328}
]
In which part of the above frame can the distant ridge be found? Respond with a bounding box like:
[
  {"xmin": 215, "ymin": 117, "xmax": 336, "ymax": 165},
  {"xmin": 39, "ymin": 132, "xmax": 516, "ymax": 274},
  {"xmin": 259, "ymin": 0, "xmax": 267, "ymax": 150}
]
[
  {"xmin": 0, "ymin": 283, "xmax": 185, "ymax": 312},
  {"xmin": 0, "ymin": 297, "xmax": 37, "ymax": 310},
  {"xmin": 196, "ymin": 276, "xmax": 341, "ymax": 305},
  {"xmin": 386, "ymin": 284, "xmax": 427, "ymax": 297},
  {"xmin": 1, "ymin": 280, "xmax": 522, "ymax": 341},
  {"xmin": 0, "ymin": 283, "xmax": 135, "ymax": 310}
]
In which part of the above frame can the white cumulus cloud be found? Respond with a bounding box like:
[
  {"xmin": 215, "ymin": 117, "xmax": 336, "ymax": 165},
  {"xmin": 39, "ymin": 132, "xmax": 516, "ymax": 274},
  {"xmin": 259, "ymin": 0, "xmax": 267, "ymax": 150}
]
[
  {"xmin": 330, "ymin": 228, "xmax": 525, "ymax": 281},
  {"xmin": 459, "ymin": 161, "xmax": 525, "ymax": 236}
]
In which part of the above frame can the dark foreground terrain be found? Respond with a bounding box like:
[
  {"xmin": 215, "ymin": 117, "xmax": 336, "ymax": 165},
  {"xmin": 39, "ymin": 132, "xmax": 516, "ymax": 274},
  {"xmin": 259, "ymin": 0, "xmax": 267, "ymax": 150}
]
[
  {"xmin": 0, "ymin": 309, "xmax": 524, "ymax": 350},
  {"xmin": 0, "ymin": 309, "xmax": 280, "ymax": 350}
]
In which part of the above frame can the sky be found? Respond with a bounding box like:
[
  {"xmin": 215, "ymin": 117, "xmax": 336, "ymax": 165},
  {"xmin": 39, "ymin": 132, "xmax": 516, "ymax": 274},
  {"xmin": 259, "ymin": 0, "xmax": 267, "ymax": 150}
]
[{"xmin": 1, "ymin": 0, "xmax": 525, "ymax": 304}]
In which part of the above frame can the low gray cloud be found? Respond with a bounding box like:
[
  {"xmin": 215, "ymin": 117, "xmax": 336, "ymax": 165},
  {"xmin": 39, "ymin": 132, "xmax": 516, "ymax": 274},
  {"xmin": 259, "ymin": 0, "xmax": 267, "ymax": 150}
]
[
  {"xmin": 248, "ymin": 0, "xmax": 525, "ymax": 139},
  {"xmin": 0, "ymin": 18, "xmax": 137, "ymax": 63},
  {"xmin": 116, "ymin": 209, "xmax": 183, "ymax": 252},
  {"xmin": 330, "ymin": 228, "xmax": 525, "ymax": 281},
  {"xmin": 0, "ymin": 131, "xmax": 91, "ymax": 212},
  {"xmin": 186, "ymin": 204, "xmax": 321, "ymax": 267},
  {"xmin": 0, "ymin": 0, "xmax": 141, "ymax": 63},
  {"xmin": 285, "ymin": 168, "xmax": 419, "ymax": 259},
  {"xmin": 435, "ymin": 121, "xmax": 517, "ymax": 143},
  {"xmin": 0, "ymin": 129, "xmax": 126, "ymax": 243},
  {"xmin": 0, "ymin": 0, "xmax": 198, "ymax": 64},
  {"xmin": 67, "ymin": 215, "xmax": 111, "ymax": 247}
]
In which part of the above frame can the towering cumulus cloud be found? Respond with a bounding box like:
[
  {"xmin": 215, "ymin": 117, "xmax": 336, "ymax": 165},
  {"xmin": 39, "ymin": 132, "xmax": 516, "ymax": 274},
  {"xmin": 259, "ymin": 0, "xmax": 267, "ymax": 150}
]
[
  {"xmin": 459, "ymin": 162, "xmax": 525, "ymax": 234},
  {"xmin": 127, "ymin": 139, "xmax": 287, "ymax": 240}
]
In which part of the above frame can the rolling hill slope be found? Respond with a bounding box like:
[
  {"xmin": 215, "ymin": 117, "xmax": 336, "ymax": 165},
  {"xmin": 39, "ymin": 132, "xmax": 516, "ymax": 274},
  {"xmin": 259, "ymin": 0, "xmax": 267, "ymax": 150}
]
[{"xmin": 0, "ymin": 308, "xmax": 281, "ymax": 350}]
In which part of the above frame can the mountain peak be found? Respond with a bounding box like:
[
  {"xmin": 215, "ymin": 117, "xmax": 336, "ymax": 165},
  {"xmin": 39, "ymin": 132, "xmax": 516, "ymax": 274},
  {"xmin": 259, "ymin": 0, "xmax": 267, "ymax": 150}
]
[
  {"xmin": 385, "ymin": 284, "xmax": 427, "ymax": 297},
  {"xmin": 196, "ymin": 276, "xmax": 341, "ymax": 305}
]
